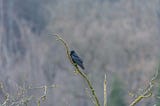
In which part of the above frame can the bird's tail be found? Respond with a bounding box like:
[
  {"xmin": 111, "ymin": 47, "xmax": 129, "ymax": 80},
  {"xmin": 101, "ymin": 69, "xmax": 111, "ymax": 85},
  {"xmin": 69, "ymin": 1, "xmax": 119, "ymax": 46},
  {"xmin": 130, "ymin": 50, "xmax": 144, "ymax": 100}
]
[{"xmin": 80, "ymin": 65, "xmax": 85, "ymax": 70}]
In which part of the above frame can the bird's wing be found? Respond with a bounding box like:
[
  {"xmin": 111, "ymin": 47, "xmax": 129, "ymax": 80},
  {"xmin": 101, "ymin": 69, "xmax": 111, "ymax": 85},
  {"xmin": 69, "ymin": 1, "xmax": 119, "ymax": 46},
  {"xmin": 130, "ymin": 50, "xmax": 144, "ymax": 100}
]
[
  {"xmin": 71, "ymin": 52, "xmax": 85, "ymax": 70},
  {"xmin": 72, "ymin": 52, "xmax": 83, "ymax": 64}
]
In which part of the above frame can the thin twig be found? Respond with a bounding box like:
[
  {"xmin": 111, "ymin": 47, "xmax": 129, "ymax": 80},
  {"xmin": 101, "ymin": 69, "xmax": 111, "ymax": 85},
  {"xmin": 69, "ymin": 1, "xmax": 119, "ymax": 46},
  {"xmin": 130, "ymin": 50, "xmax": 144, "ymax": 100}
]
[
  {"xmin": 104, "ymin": 74, "xmax": 107, "ymax": 106},
  {"xmin": 129, "ymin": 63, "xmax": 160, "ymax": 106}
]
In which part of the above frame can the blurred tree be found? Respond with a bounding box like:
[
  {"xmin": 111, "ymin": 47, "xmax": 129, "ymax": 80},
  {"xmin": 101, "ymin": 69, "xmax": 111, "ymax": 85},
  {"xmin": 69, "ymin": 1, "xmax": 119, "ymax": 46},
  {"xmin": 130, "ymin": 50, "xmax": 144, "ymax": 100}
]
[
  {"xmin": 108, "ymin": 77, "xmax": 126, "ymax": 106},
  {"xmin": 156, "ymin": 86, "xmax": 160, "ymax": 106},
  {"xmin": 14, "ymin": 0, "xmax": 50, "ymax": 34}
]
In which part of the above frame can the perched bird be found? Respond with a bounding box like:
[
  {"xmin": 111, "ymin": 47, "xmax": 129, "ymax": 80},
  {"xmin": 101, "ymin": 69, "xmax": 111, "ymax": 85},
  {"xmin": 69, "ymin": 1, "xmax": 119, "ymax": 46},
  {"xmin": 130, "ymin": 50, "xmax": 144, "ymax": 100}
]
[{"xmin": 70, "ymin": 50, "xmax": 85, "ymax": 70}]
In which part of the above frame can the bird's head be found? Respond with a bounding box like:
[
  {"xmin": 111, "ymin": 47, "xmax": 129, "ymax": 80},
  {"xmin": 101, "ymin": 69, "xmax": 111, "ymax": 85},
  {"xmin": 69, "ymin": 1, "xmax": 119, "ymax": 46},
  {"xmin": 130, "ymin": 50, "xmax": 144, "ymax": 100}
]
[{"xmin": 70, "ymin": 50, "xmax": 75, "ymax": 55}]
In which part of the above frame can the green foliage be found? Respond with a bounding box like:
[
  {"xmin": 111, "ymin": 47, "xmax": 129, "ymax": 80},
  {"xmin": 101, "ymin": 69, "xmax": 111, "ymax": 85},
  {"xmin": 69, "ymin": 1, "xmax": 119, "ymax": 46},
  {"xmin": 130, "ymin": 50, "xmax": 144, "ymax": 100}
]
[
  {"xmin": 108, "ymin": 77, "xmax": 126, "ymax": 106},
  {"xmin": 154, "ymin": 63, "xmax": 160, "ymax": 106},
  {"xmin": 156, "ymin": 86, "xmax": 160, "ymax": 106}
]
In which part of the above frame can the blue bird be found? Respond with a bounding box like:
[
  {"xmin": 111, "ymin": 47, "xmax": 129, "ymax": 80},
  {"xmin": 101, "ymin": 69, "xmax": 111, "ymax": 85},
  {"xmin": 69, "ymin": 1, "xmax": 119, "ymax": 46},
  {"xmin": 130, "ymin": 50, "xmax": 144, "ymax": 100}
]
[{"xmin": 70, "ymin": 50, "xmax": 85, "ymax": 70}]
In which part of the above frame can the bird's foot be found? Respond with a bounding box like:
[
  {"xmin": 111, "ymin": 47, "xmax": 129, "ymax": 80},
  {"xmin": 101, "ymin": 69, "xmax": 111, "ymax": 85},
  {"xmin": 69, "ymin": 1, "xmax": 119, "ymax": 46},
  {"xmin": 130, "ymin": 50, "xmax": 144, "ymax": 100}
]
[{"xmin": 74, "ymin": 69, "xmax": 79, "ymax": 75}]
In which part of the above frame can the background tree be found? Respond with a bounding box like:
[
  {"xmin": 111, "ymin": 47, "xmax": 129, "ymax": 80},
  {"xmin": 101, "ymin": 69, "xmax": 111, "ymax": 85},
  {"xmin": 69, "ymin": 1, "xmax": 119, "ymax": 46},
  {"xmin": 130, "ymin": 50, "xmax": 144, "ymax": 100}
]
[{"xmin": 108, "ymin": 76, "xmax": 126, "ymax": 106}]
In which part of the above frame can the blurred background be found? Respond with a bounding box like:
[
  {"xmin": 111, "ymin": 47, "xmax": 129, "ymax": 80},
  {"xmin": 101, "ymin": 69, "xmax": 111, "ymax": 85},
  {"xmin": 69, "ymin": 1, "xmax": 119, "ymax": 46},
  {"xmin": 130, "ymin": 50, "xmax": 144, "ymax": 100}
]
[{"xmin": 0, "ymin": 0, "xmax": 160, "ymax": 106}]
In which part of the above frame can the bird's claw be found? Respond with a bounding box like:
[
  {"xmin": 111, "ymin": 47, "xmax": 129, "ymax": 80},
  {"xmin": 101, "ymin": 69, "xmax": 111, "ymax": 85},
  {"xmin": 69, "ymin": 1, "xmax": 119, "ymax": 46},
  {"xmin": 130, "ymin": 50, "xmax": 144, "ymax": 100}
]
[{"xmin": 74, "ymin": 69, "xmax": 79, "ymax": 75}]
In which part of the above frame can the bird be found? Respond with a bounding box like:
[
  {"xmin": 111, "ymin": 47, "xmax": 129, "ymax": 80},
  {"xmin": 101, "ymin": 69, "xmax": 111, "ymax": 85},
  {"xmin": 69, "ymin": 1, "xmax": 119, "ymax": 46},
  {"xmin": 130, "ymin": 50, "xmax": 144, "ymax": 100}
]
[{"xmin": 70, "ymin": 50, "xmax": 85, "ymax": 70}]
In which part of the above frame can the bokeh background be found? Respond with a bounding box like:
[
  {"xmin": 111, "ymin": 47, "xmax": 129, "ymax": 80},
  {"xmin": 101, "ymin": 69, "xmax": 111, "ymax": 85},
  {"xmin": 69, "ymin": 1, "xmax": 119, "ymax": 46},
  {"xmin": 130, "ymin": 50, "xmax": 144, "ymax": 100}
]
[{"xmin": 1, "ymin": 0, "xmax": 160, "ymax": 106}]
